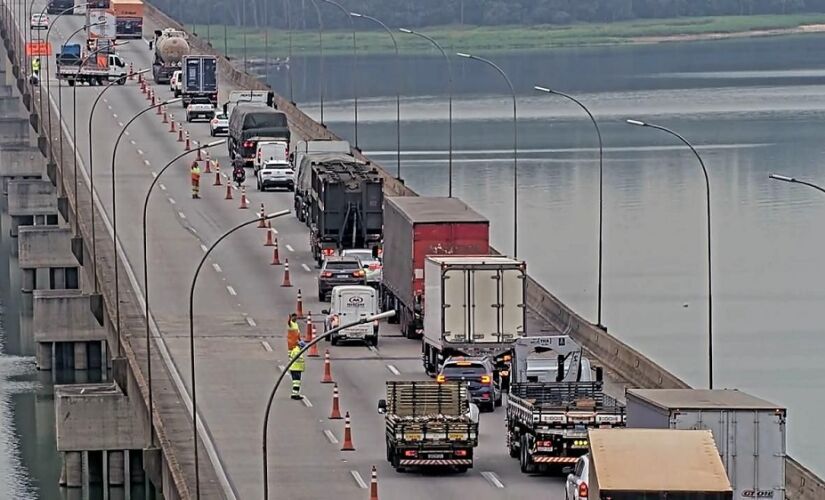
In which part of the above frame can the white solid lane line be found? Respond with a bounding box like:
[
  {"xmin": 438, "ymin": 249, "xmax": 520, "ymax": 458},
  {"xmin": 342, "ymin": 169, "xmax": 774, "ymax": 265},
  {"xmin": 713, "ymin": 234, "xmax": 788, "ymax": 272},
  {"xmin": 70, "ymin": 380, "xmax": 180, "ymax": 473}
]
[
  {"xmin": 350, "ymin": 471, "xmax": 368, "ymax": 489},
  {"xmin": 323, "ymin": 430, "xmax": 339, "ymax": 444},
  {"xmin": 481, "ymin": 471, "xmax": 505, "ymax": 489},
  {"xmin": 226, "ymin": 286, "xmax": 237, "ymax": 296}
]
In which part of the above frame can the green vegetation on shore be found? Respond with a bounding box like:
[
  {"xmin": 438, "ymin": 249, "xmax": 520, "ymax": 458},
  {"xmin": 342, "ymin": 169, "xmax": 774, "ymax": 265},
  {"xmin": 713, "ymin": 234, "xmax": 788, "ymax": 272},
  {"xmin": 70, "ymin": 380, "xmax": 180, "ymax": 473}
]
[{"xmin": 188, "ymin": 14, "xmax": 825, "ymax": 56}]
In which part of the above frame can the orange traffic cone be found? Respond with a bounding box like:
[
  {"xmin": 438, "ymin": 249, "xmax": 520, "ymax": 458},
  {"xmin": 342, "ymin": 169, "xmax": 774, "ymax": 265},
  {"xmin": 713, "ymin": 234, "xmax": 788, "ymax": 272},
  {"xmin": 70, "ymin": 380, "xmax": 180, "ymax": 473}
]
[
  {"xmin": 321, "ymin": 349, "xmax": 334, "ymax": 383},
  {"xmin": 304, "ymin": 313, "xmax": 313, "ymax": 340},
  {"xmin": 184, "ymin": 131, "xmax": 191, "ymax": 149},
  {"xmin": 225, "ymin": 183, "xmax": 233, "ymax": 200},
  {"xmin": 270, "ymin": 241, "xmax": 282, "ymax": 265},
  {"xmin": 137, "ymin": 72, "xmax": 144, "ymax": 84},
  {"xmin": 307, "ymin": 323, "xmax": 320, "ymax": 357},
  {"xmin": 162, "ymin": 108, "xmax": 168, "ymax": 123},
  {"xmin": 146, "ymin": 87, "xmax": 153, "ymax": 101},
  {"xmin": 128, "ymin": 63, "xmax": 134, "ymax": 80},
  {"xmin": 196, "ymin": 146, "xmax": 203, "ymax": 161},
  {"xmin": 169, "ymin": 116, "xmax": 176, "ymax": 133},
  {"xmin": 297, "ymin": 293, "xmax": 305, "ymax": 320},
  {"xmin": 264, "ymin": 228, "xmax": 275, "ymax": 247},
  {"xmin": 177, "ymin": 127, "xmax": 184, "ymax": 143},
  {"xmin": 156, "ymin": 101, "xmax": 163, "ymax": 114},
  {"xmin": 329, "ymin": 383, "xmax": 342, "ymax": 420},
  {"xmin": 239, "ymin": 186, "xmax": 249, "ymax": 209},
  {"xmin": 369, "ymin": 466, "xmax": 378, "ymax": 500},
  {"xmin": 257, "ymin": 203, "xmax": 266, "ymax": 228},
  {"xmin": 214, "ymin": 166, "xmax": 222, "ymax": 186},
  {"xmin": 140, "ymin": 80, "xmax": 146, "ymax": 93},
  {"xmin": 203, "ymin": 156, "xmax": 212, "ymax": 174},
  {"xmin": 340, "ymin": 412, "xmax": 356, "ymax": 451},
  {"xmin": 281, "ymin": 259, "xmax": 292, "ymax": 287}
]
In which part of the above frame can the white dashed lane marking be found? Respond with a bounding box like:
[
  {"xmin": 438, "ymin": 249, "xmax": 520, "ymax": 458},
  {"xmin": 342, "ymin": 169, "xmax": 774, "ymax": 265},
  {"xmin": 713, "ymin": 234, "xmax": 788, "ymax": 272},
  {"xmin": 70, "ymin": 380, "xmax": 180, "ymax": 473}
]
[
  {"xmin": 301, "ymin": 397, "xmax": 312, "ymax": 408},
  {"xmin": 137, "ymin": 149, "xmax": 144, "ymax": 155},
  {"xmin": 226, "ymin": 286, "xmax": 237, "ymax": 296},
  {"xmin": 301, "ymin": 263, "xmax": 311, "ymax": 272},
  {"xmin": 386, "ymin": 364, "xmax": 400, "ymax": 376},
  {"xmin": 200, "ymin": 244, "xmax": 208, "ymax": 253},
  {"xmin": 168, "ymin": 198, "xmax": 176, "ymax": 205},
  {"xmin": 245, "ymin": 317, "xmax": 257, "ymax": 327},
  {"xmin": 261, "ymin": 341, "xmax": 273, "ymax": 352},
  {"xmin": 159, "ymin": 184, "xmax": 167, "ymax": 191},
  {"xmin": 212, "ymin": 263, "xmax": 222, "ymax": 273},
  {"xmin": 177, "ymin": 211, "xmax": 186, "ymax": 219},
  {"xmin": 323, "ymin": 430, "xmax": 338, "ymax": 444},
  {"xmin": 350, "ymin": 471, "xmax": 367, "ymax": 489},
  {"xmin": 482, "ymin": 472, "xmax": 505, "ymax": 489}
]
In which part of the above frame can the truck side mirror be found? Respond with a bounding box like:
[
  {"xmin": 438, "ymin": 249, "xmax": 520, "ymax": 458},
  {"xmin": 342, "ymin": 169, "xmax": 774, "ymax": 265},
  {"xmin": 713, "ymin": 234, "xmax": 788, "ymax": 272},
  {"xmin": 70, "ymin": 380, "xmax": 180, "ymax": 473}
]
[
  {"xmin": 377, "ymin": 399, "xmax": 386, "ymax": 414},
  {"xmin": 321, "ymin": 309, "xmax": 329, "ymax": 315}
]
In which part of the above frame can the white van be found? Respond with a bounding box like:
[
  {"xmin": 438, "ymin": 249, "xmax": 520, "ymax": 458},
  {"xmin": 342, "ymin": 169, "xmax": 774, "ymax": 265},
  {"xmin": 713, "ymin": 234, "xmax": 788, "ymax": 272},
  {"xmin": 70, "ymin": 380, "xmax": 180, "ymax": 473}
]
[
  {"xmin": 254, "ymin": 140, "xmax": 289, "ymax": 172},
  {"xmin": 322, "ymin": 285, "xmax": 379, "ymax": 346}
]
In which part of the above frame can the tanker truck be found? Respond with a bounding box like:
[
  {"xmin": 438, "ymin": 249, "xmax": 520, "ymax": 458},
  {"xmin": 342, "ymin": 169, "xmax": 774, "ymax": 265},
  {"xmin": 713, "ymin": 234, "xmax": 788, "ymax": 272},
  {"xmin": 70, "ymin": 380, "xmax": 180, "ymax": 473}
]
[{"xmin": 151, "ymin": 28, "xmax": 190, "ymax": 84}]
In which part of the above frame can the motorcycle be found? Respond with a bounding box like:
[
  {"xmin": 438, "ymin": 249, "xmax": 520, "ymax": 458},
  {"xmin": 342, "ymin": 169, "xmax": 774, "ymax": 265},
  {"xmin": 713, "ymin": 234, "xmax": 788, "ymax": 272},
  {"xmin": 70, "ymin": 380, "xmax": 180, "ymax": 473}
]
[{"xmin": 232, "ymin": 166, "xmax": 246, "ymax": 188}]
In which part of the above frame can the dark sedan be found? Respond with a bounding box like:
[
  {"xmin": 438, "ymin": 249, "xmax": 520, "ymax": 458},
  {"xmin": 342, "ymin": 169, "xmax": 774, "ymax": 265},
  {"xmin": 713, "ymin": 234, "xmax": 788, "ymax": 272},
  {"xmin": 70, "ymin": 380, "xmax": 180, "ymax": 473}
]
[{"xmin": 318, "ymin": 256, "xmax": 367, "ymax": 301}]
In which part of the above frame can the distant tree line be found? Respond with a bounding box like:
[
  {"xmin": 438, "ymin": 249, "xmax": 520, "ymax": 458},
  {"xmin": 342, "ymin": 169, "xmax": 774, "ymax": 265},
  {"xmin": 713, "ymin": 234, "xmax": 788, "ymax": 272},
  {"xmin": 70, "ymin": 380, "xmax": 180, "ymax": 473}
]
[{"xmin": 153, "ymin": 0, "xmax": 825, "ymax": 29}]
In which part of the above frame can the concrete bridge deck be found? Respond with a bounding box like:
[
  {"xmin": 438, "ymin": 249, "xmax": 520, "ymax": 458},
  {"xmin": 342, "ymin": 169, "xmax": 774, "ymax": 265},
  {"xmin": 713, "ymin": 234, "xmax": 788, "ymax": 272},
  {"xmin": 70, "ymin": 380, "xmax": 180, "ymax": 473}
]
[{"xmin": 1, "ymin": 1, "xmax": 822, "ymax": 499}]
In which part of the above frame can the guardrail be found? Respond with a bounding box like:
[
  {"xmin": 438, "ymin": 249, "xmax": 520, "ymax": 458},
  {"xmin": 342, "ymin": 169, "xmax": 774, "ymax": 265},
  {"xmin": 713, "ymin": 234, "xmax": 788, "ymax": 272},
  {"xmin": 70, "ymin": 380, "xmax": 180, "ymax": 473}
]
[{"xmin": 143, "ymin": 3, "xmax": 825, "ymax": 498}]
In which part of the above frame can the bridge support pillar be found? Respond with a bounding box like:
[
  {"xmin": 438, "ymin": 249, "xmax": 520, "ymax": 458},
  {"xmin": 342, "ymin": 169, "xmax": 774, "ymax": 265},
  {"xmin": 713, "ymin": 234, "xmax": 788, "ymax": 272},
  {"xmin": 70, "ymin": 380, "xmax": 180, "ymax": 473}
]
[{"xmin": 33, "ymin": 290, "xmax": 107, "ymax": 373}]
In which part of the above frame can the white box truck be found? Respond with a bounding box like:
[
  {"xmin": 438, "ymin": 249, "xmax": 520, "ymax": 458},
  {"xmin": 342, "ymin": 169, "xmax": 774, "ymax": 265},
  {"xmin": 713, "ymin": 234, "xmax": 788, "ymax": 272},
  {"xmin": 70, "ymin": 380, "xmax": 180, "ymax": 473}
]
[
  {"xmin": 626, "ymin": 389, "xmax": 786, "ymax": 500},
  {"xmin": 422, "ymin": 256, "xmax": 526, "ymax": 376}
]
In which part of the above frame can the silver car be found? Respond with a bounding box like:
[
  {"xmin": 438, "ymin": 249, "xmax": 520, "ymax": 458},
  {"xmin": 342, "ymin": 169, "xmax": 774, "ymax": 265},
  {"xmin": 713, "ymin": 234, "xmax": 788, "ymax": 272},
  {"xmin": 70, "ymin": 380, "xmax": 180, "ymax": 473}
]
[
  {"xmin": 340, "ymin": 249, "xmax": 382, "ymax": 286},
  {"xmin": 564, "ymin": 455, "xmax": 590, "ymax": 500}
]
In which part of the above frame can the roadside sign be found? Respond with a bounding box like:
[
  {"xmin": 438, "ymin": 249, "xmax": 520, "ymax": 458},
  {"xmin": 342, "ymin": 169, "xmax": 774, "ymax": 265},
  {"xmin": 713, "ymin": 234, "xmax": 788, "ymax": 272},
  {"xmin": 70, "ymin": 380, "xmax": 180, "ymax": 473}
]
[{"xmin": 25, "ymin": 41, "xmax": 51, "ymax": 56}]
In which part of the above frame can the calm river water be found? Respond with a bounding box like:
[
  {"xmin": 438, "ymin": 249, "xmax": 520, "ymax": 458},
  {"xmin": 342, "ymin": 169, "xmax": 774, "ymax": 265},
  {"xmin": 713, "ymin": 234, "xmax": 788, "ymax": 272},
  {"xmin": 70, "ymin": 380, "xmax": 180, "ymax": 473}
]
[{"xmin": 274, "ymin": 34, "xmax": 825, "ymax": 474}]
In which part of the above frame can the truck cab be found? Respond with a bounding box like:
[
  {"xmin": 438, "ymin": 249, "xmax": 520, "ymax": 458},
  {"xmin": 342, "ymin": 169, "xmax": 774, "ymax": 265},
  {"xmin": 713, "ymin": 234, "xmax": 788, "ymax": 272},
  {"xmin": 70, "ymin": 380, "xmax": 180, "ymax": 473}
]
[{"xmin": 322, "ymin": 285, "xmax": 379, "ymax": 346}]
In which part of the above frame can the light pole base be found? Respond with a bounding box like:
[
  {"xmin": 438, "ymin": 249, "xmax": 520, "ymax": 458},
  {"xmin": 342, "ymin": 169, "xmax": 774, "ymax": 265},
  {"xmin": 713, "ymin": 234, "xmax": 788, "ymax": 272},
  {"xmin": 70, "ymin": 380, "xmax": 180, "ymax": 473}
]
[
  {"xmin": 596, "ymin": 323, "xmax": 607, "ymax": 332},
  {"xmin": 89, "ymin": 292, "xmax": 104, "ymax": 326}
]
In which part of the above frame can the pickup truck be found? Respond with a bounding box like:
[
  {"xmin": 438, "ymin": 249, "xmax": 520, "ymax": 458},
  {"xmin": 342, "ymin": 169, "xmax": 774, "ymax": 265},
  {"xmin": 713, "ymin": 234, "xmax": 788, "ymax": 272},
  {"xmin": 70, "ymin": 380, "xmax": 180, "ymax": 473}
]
[
  {"xmin": 186, "ymin": 97, "xmax": 215, "ymax": 122},
  {"xmin": 379, "ymin": 381, "xmax": 479, "ymax": 473},
  {"xmin": 56, "ymin": 52, "xmax": 128, "ymax": 86}
]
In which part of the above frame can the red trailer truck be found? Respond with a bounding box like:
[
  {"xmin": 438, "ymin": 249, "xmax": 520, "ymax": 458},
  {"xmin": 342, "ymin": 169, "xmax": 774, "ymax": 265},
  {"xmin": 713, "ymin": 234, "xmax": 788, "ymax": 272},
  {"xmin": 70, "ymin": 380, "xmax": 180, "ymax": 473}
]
[{"xmin": 380, "ymin": 197, "xmax": 490, "ymax": 339}]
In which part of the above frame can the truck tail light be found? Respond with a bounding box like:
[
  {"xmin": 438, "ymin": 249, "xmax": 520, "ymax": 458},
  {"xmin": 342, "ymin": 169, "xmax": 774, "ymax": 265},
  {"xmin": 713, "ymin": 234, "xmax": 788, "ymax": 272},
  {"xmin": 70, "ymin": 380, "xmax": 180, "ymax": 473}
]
[
  {"xmin": 322, "ymin": 248, "xmax": 335, "ymax": 256},
  {"xmin": 436, "ymin": 374, "xmax": 446, "ymax": 383},
  {"xmin": 403, "ymin": 450, "xmax": 417, "ymax": 457},
  {"xmin": 454, "ymin": 449, "xmax": 467, "ymax": 457},
  {"xmin": 243, "ymin": 140, "xmax": 254, "ymax": 148},
  {"xmin": 578, "ymin": 482, "xmax": 589, "ymax": 498},
  {"xmin": 537, "ymin": 440, "xmax": 553, "ymax": 448},
  {"xmin": 480, "ymin": 375, "xmax": 492, "ymax": 384}
]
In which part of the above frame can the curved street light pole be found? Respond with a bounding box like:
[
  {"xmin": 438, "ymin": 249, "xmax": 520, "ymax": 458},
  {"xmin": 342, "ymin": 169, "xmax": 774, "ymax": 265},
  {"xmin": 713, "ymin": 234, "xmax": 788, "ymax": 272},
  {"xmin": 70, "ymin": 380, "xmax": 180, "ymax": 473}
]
[
  {"xmin": 769, "ymin": 173, "xmax": 825, "ymax": 195},
  {"xmin": 262, "ymin": 310, "xmax": 396, "ymax": 500},
  {"xmin": 108, "ymin": 93, "xmax": 172, "ymax": 358},
  {"xmin": 626, "ymin": 119, "xmax": 713, "ymax": 389},
  {"xmin": 142, "ymin": 139, "xmax": 225, "ymax": 448},
  {"xmin": 322, "ymin": 0, "xmax": 358, "ymax": 146},
  {"xmin": 351, "ymin": 13, "xmax": 401, "ymax": 180},
  {"xmin": 85, "ymin": 47, "xmax": 135, "ymax": 295},
  {"xmin": 401, "ymin": 29, "xmax": 452, "ymax": 196},
  {"xmin": 189, "ymin": 209, "xmax": 292, "ymax": 499},
  {"xmin": 70, "ymin": 41, "xmax": 111, "ymax": 238},
  {"xmin": 535, "ymin": 86, "xmax": 604, "ymax": 327},
  {"xmin": 457, "ymin": 52, "xmax": 518, "ymax": 257}
]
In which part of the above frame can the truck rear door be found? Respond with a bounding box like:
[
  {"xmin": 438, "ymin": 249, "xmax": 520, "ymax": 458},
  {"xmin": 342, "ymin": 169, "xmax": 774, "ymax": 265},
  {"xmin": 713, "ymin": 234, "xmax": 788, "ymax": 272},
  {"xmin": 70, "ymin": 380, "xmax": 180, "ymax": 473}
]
[{"xmin": 184, "ymin": 57, "xmax": 202, "ymax": 93}]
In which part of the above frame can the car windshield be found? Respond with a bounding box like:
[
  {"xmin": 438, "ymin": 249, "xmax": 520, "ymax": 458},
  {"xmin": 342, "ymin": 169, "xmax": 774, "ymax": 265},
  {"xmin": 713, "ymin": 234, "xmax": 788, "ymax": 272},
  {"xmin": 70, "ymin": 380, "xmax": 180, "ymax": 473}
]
[
  {"xmin": 215, "ymin": 114, "xmax": 227, "ymax": 120},
  {"xmin": 263, "ymin": 162, "xmax": 290, "ymax": 170},
  {"xmin": 325, "ymin": 261, "xmax": 359, "ymax": 270},
  {"xmin": 442, "ymin": 364, "xmax": 487, "ymax": 378}
]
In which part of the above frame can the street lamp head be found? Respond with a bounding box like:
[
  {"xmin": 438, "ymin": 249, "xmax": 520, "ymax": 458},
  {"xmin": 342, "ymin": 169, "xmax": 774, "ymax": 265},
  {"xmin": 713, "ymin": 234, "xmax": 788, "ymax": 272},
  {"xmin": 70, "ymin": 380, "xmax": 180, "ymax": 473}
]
[
  {"xmin": 349, "ymin": 12, "xmax": 363, "ymax": 18},
  {"xmin": 769, "ymin": 173, "xmax": 796, "ymax": 183},
  {"xmin": 533, "ymin": 85, "xmax": 555, "ymax": 94},
  {"xmin": 456, "ymin": 52, "xmax": 472, "ymax": 59},
  {"xmin": 163, "ymin": 97, "xmax": 183, "ymax": 105},
  {"xmin": 626, "ymin": 119, "xmax": 647, "ymax": 127},
  {"xmin": 368, "ymin": 310, "xmax": 396, "ymax": 322},
  {"xmin": 204, "ymin": 139, "xmax": 226, "ymax": 148},
  {"xmin": 399, "ymin": 28, "xmax": 413, "ymax": 34}
]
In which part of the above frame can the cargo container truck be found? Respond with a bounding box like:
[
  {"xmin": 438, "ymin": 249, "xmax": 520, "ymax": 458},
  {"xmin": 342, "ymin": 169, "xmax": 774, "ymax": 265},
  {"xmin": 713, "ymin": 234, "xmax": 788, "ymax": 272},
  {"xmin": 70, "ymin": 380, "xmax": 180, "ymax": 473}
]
[
  {"xmin": 107, "ymin": 0, "xmax": 143, "ymax": 39},
  {"xmin": 626, "ymin": 388, "xmax": 786, "ymax": 500},
  {"xmin": 380, "ymin": 197, "xmax": 490, "ymax": 339},
  {"xmin": 180, "ymin": 55, "xmax": 218, "ymax": 107}
]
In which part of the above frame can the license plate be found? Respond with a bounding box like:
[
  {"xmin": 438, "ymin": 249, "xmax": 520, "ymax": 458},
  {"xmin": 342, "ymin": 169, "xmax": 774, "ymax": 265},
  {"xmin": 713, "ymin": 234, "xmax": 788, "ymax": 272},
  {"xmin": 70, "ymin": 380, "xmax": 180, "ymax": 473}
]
[
  {"xmin": 448, "ymin": 433, "xmax": 467, "ymax": 440},
  {"xmin": 428, "ymin": 454, "xmax": 444, "ymax": 459},
  {"xmin": 405, "ymin": 433, "xmax": 422, "ymax": 441}
]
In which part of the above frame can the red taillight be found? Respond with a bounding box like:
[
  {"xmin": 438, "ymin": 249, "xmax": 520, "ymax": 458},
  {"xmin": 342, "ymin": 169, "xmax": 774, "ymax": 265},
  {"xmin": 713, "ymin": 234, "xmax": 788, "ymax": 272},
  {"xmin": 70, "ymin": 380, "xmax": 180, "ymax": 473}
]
[
  {"xmin": 436, "ymin": 374, "xmax": 446, "ymax": 383},
  {"xmin": 321, "ymin": 271, "xmax": 333, "ymax": 278},
  {"xmin": 480, "ymin": 375, "xmax": 492, "ymax": 384},
  {"xmin": 322, "ymin": 248, "xmax": 335, "ymax": 256},
  {"xmin": 368, "ymin": 263, "xmax": 381, "ymax": 270},
  {"xmin": 455, "ymin": 450, "xmax": 467, "ymax": 457},
  {"xmin": 243, "ymin": 140, "xmax": 254, "ymax": 148},
  {"xmin": 353, "ymin": 270, "xmax": 365, "ymax": 278},
  {"xmin": 578, "ymin": 482, "xmax": 588, "ymax": 498},
  {"xmin": 403, "ymin": 450, "xmax": 417, "ymax": 457},
  {"xmin": 537, "ymin": 440, "xmax": 553, "ymax": 448}
]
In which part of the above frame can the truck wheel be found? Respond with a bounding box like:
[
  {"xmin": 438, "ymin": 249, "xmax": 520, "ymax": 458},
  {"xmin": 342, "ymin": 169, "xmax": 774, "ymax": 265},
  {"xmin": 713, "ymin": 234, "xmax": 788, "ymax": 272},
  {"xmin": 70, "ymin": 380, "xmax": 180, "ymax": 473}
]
[
  {"xmin": 117, "ymin": 75, "xmax": 126, "ymax": 85},
  {"xmin": 508, "ymin": 435, "xmax": 519, "ymax": 458},
  {"xmin": 330, "ymin": 336, "xmax": 338, "ymax": 346},
  {"xmin": 520, "ymin": 435, "xmax": 536, "ymax": 473},
  {"xmin": 68, "ymin": 80, "xmax": 75, "ymax": 87}
]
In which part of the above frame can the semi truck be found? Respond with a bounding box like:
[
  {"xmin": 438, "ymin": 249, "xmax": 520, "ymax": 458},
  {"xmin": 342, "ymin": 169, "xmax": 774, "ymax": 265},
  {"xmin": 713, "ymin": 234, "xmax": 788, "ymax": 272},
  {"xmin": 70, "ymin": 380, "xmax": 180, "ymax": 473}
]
[
  {"xmin": 506, "ymin": 335, "xmax": 625, "ymax": 473},
  {"xmin": 378, "ymin": 381, "xmax": 479, "ymax": 472},
  {"xmin": 421, "ymin": 256, "xmax": 526, "ymax": 378},
  {"xmin": 626, "ymin": 389, "xmax": 786, "ymax": 500},
  {"xmin": 107, "ymin": 0, "xmax": 143, "ymax": 39},
  {"xmin": 151, "ymin": 28, "xmax": 189, "ymax": 84},
  {"xmin": 308, "ymin": 158, "xmax": 383, "ymax": 265},
  {"xmin": 380, "ymin": 197, "xmax": 490, "ymax": 339},
  {"xmin": 579, "ymin": 429, "xmax": 733, "ymax": 500},
  {"xmin": 180, "ymin": 55, "xmax": 218, "ymax": 106}
]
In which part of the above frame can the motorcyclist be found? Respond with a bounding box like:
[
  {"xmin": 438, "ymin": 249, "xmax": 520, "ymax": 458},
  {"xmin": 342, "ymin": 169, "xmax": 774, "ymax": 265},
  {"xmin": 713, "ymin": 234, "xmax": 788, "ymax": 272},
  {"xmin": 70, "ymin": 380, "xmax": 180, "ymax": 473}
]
[{"xmin": 232, "ymin": 162, "xmax": 246, "ymax": 187}]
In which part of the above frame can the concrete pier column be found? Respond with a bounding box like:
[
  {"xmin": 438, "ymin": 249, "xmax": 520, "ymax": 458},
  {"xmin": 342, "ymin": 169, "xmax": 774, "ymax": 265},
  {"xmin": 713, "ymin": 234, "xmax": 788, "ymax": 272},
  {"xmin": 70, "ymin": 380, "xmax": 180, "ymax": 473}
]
[
  {"xmin": 108, "ymin": 450, "xmax": 125, "ymax": 486},
  {"xmin": 36, "ymin": 341, "xmax": 51, "ymax": 370},
  {"xmin": 73, "ymin": 342, "xmax": 87, "ymax": 370},
  {"xmin": 128, "ymin": 449, "xmax": 144, "ymax": 484},
  {"xmin": 64, "ymin": 451, "xmax": 82, "ymax": 488}
]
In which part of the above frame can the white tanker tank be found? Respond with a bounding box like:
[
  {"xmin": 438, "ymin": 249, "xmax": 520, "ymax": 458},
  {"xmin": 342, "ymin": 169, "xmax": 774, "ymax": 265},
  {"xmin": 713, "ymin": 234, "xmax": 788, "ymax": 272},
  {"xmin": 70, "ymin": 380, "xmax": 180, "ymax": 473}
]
[{"xmin": 151, "ymin": 28, "xmax": 190, "ymax": 84}]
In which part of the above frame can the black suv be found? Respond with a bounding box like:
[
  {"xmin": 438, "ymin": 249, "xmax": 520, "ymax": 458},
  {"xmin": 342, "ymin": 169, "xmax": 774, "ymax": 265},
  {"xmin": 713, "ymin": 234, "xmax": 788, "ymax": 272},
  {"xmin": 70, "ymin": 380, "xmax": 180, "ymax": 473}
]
[
  {"xmin": 317, "ymin": 256, "xmax": 367, "ymax": 301},
  {"xmin": 438, "ymin": 356, "xmax": 502, "ymax": 412}
]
